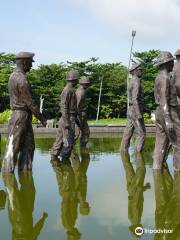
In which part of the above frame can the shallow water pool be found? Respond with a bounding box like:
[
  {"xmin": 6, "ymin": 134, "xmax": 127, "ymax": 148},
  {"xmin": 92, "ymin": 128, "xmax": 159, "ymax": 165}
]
[{"xmin": 0, "ymin": 135, "xmax": 178, "ymax": 240}]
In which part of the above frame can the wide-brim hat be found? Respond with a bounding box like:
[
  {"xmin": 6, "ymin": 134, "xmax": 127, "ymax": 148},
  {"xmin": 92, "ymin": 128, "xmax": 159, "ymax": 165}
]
[
  {"xmin": 15, "ymin": 52, "xmax": 35, "ymax": 62},
  {"xmin": 79, "ymin": 76, "xmax": 90, "ymax": 84},
  {"xmin": 129, "ymin": 63, "xmax": 142, "ymax": 73},
  {"xmin": 155, "ymin": 51, "xmax": 175, "ymax": 66},
  {"xmin": 66, "ymin": 70, "xmax": 80, "ymax": 81},
  {"xmin": 174, "ymin": 49, "xmax": 180, "ymax": 56}
]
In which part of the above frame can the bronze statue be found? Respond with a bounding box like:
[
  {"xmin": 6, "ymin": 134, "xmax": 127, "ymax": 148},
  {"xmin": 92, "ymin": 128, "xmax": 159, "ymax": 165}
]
[
  {"xmin": 173, "ymin": 49, "xmax": 180, "ymax": 117},
  {"xmin": 51, "ymin": 70, "xmax": 79, "ymax": 160},
  {"xmin": 75, "ymin": 76, "xmax": 90, "ymax": 147},
  {"xmin": 51, "ymin": 157, "xmax": 81, "ymax": 240},
  {"xmin": 2, "ymin": 172, "xmax": 48, "ymax": 239},
  {"xmin": 2, "ymin": 52, "xmax": 46, "ymax": 173},
  {"xmin": 173, "ymin": 49, "xmax": 180, "ymax": 98},
  {"xmin": 120, "ymin": 151, "xmax": 150, "ymax": 238},
  {"xmin": 120, "ymin": 63, "xmax": 146, "ymax": 152},
  {"xmin": 153, "ymin": 51, "xmax": 180, "ymax": 171}
]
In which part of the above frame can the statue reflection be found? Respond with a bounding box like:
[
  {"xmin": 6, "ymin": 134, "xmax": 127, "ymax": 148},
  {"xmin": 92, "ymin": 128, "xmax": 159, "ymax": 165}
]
[
  {"xmin": 51, "ymin": 147, "xmax": 90, "ymax": 240},
  {"xmin": 121, "ymin": 151, "xmax": 150, "ymax": 238},
  {"xmin": 2, "ymin": 172, "xmax": 48, "ymax": 240},
  {"xmin": 153, "ymin": 165, "xmax": 180, "ymax": 240},
  {"xmin": 0, "ymin": 160, "xmax": 6, "ymax": 210},
  {"xmin": 71, "ymin": 147, "xmax": 90, "ymax": 216}
]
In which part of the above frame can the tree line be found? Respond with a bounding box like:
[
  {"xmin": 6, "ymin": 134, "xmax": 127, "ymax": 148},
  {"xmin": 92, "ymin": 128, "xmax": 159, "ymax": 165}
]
[{"xmin": 0, "ymin": 50, "xmax": 159, "ymax": 120}]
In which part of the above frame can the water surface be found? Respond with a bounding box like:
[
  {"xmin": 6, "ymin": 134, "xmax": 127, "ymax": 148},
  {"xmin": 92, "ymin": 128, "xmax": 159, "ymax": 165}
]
[{"xmin": 0, "ymin": 135, "xmax": 178, "ymax": 240}]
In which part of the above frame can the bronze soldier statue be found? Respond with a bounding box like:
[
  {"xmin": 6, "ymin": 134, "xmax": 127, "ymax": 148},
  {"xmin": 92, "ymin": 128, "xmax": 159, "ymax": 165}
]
[
  {"xmin": 120, "ymin": 63, "xmax": 146, "ymax": 152},
  {"xmin": 76, "ymin": 76, "xmax": 90, "ymax": 147},
  {"xmin": 173, "ymin": 49, "xmax": 180, "ymax": 98},
  {"xmin": 51, "ymin": 70, "xmax": 79, "ymax": 159},
  {"xmin": 153, "ymin": 51, "xmax": 180, "ymax": 171},
  {"xmin": 173, "ymin": 49, "xmax": 180, "ymax": 117},
  {"xmin": 2, "ymin": 52, "xmax": 46, "ymax": 173}
]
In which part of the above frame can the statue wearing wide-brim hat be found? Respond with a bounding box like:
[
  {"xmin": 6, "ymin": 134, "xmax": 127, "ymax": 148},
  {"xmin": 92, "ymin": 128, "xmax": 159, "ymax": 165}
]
[
  {"xmin": 129, "ymin": 63, "xmax": 142, "ymax": 73},
  {"xmin": 155, "ymin": 51, "xmax": 175, "ymax": 66},
  {"xmin": 79, "ymin": 76, "xmax": 90, "ymax": 84},
  {"xmin": 174, "ymin": 49, "xmax": 180, "ymax": 56},
  {"xmin": 66, "ymin": 70, "xmax": 80, "ymax": 81},
  {"xmin": 15, "ymin": 51, "xmax": 35, "ymax": 62}
]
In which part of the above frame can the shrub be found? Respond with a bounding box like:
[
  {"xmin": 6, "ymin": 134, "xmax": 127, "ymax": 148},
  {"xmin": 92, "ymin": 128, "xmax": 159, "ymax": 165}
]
[{"xmin": 0, "ymin": 109, "xmax": 12, "ymax": 124}]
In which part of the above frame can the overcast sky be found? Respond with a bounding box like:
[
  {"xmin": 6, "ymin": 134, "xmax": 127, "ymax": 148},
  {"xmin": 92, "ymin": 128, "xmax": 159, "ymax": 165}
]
[{"xmin": 1, "ymin": 0, "xmax": 180, "ymax": 66}]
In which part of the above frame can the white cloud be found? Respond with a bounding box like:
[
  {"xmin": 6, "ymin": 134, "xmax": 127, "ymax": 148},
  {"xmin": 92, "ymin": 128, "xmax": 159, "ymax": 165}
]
[{"xmin": 69, "ymin": 0, "xmax": 180, "ymax": 43}]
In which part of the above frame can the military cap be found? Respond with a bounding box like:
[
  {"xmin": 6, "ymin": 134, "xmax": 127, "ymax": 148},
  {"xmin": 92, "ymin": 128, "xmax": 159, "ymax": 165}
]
[
  {"xmin": 155, "ymin": 51, "xmax": 174, "ymax": 66},
  {"xmin": 15, "ymin": 52, "xmax": 35, "ymax": 61},
  {"xmin": 79, "ymin": 76, "xmax": 90, "ymax": 84},
  {"xmin": 129, "ymin": 63, "xmax": 142, "ymax": 72},
  {"xmin": 174, "ymin": 49, "xmax": 180, "ymax": 56},
  {"xmin": 66, "ymin": 70, "xmax": 80, "ymax": 81}
]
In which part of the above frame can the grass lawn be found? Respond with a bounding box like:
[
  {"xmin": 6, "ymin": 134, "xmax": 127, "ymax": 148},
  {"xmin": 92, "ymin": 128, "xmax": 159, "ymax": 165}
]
[
  {"xmin": 88, "ymin": 118, "xmax": 127, "ymax": 125},
  {"xmin": 88, "ymin": 118, "xmax": 155, "ymax": 125}
]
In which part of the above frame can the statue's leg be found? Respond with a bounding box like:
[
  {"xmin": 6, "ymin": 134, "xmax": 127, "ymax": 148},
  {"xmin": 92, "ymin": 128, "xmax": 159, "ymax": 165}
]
[
  {"xmin": 153, "ymin": 122, "xmax": 169, "ymax": 170},
  {"xmin": 80, "ymin": 120, "xmax": 90, "ymax": 147},
  {"xmin": 135, "ymin": 118, "xmax": 146, "ymax": 152},
  {"xmin": 2, "ymin": 111, "xmax": 26, "ymax": 173},
  {"xmin": 170, "ymin": 108, "xmax": 180, "ymax": 171},
  {"xmin": 60, "ymin": 115, "xmax": 75, "ymax": 160},
  {"xmin": 18, "ymin": 121, "xmax": 35, "ymax": 171},
  {"xmin": 51, "ymin": 118, "xmax": 63, "ymax": 156},
  {"xmin": 120, "ymin": 119, "xmax": 134, "ymax": 152}
]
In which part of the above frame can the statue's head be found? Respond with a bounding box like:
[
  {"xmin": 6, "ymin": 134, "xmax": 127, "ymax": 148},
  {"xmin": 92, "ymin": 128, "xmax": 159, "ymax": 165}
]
[
  {"xmin": 130, "ymin": 63, "xmax": 143, "ymax": 78},
  {"xmin": 174, "ymin": 49, "xmax": 180, "ymax": 61},
  {"xmin": 79, "ymin": 76, "xmax": 90, "ymax": 89},
  {"xmin": 15, "ymin": 52, "xmax": 35, "ymax": 72},
  {"xmin": 66, "ymin": 70, "xmax": 80, "ymax": 86},
  {"xmin": 155, "ymin": 51, "xmax": 174, "ymax": 72}
]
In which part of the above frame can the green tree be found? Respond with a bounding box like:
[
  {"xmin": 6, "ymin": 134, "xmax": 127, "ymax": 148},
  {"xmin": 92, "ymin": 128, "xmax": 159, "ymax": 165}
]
[{"xmin": 0, "ymin": 52, "xmax": 15, "ymax": 111}]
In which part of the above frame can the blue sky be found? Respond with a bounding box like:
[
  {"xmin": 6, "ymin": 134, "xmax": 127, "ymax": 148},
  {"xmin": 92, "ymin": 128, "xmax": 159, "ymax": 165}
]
[{"xmin": 1, "ymin": 0, "xmax": 180, "ymax": 67}]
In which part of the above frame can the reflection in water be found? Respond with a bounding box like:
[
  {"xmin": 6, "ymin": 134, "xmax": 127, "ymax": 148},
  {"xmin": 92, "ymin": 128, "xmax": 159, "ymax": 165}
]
[
  {"xmin": 2, "ymin": 172, "xmax": 48, "ymax": 240},
  {"xmin": 153, "ymin": 166, "xmax": 180, "ymax": 240},
  {"xmin": 0, "ymin": 158, "xmax": 7, "ymax": 210},
  {"xmin": 121, "ymin": 151, "xmax": 150, "ymax": 238},
  {"xmin": 51, "ymin": 147, "xmax": 90, "ymax": 240}
]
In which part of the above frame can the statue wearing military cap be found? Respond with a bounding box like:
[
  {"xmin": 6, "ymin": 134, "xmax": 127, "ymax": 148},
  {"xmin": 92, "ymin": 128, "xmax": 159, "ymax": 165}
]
[
  {"xmin": 120, "ymin": 63, "xmax": 146, "ymax": 152},
  {"xmin": 75, "ymin": 76, "xmax": 90, "ymax": 146},
  {"xmin": 2, "ymin": 52, "xmax": 46, "ymax": 173},
  {"xmin": 15, "ymin": 51, "xmax": 35, "ymax": 61},
  {"xmin": 51, "ymin": 70, "xmax": 80, "ymax": 159},
  {"xmin": 153, "ymin": 51, "xmax": 180, "ymax": 171}
]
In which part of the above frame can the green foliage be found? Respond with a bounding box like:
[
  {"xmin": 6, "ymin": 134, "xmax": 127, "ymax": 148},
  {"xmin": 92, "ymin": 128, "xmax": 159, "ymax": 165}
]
[
  {"xmin": 0, "ymin": 109, "xmax": 12, "ymax": 123},
  {"xmin": 0, "ymin": 52, "xmax": 15, "ymax": 111},
  {"xmin": 143, "ymin": 113, "xmax": 155, "ymax": 124},
  {"xmin": 0, "ymin": 51, "xmax": 159, "ymax": 120}
]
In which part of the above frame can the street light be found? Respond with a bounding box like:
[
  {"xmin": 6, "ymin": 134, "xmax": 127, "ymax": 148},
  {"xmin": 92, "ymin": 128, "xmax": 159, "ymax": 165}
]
[
  {"xmin": 96, "ymin": 76, "xmax": 103, "ymax": 122},
  {"xmin": 127, "ymin": 30, "xmax": 136, "ymax": 107}
]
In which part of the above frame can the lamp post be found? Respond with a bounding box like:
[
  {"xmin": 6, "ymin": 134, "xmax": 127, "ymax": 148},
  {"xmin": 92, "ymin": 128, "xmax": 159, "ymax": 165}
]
[
  {"xmin": 96, "ymin": 76, "xmax": 103, "ymax": 122},
  {"xmin": 127, "ymin": 30, "xmax": 136, "ymax": 107}
]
